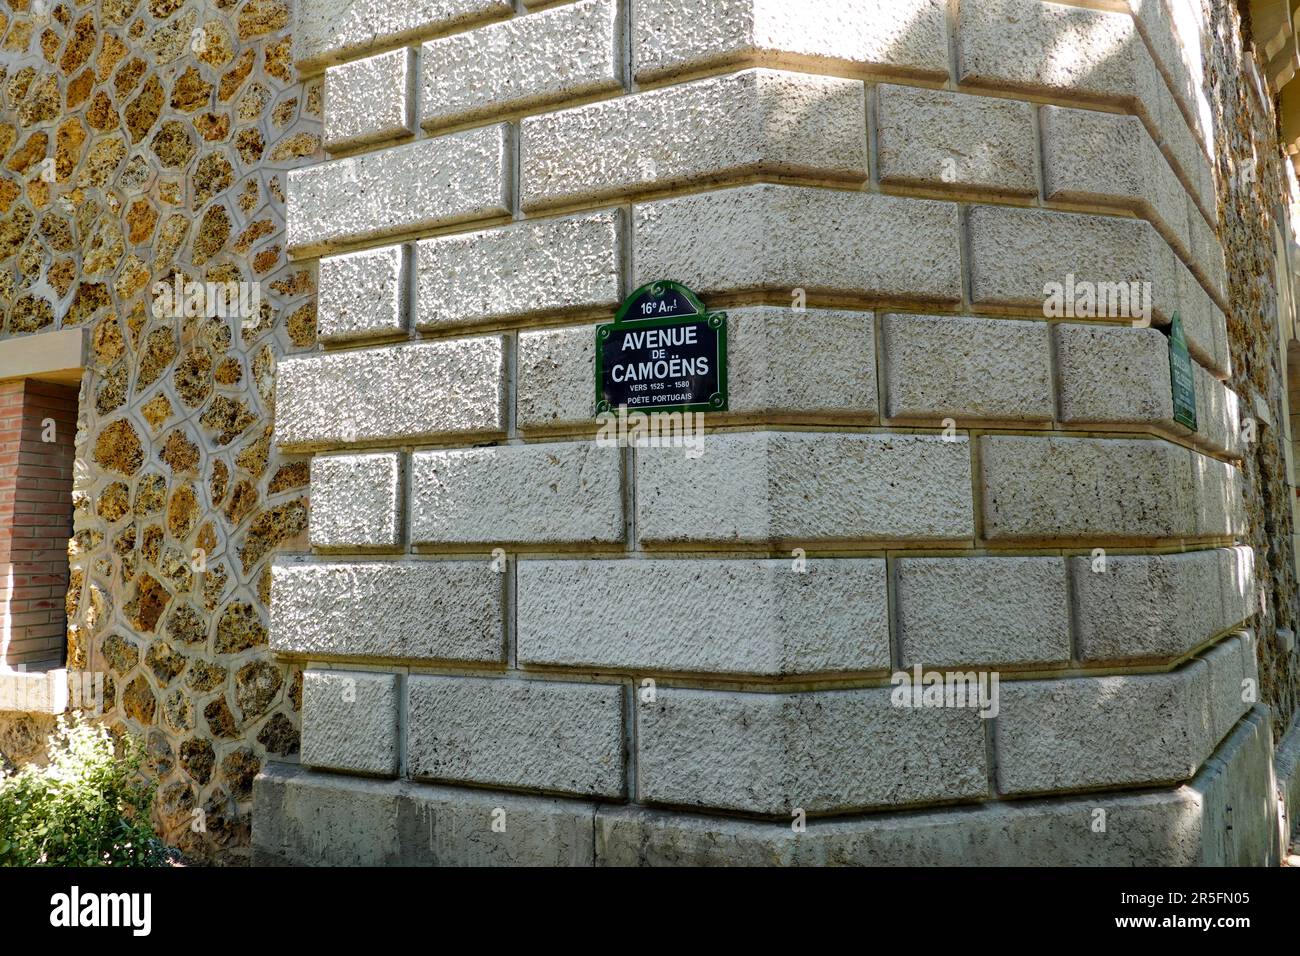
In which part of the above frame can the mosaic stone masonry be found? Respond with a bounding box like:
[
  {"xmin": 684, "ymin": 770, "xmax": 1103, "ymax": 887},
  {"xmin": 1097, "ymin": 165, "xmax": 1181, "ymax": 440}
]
[{"xmin": 0, "ymin": 0, "xmax": 318, "ymax": 861}]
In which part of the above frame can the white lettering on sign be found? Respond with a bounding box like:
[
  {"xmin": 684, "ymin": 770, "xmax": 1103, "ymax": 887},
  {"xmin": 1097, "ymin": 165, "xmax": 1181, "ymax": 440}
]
[
  {"xmin": 641, "ymin": 299, "xmax": 686, "ymax": 316},
  {"xmin": 619, "ymin": 326, "xmax": 698, "ymax": 350},
  {"xmin": 610, "ymin": 356, "xmax": 710, "ymax": 383}
]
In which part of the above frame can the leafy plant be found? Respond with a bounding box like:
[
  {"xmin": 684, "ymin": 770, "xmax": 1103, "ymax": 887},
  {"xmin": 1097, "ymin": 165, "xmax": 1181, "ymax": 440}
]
[{"xmin": 0, "ymin": 714, "xmax": 171, "ymax": 866}]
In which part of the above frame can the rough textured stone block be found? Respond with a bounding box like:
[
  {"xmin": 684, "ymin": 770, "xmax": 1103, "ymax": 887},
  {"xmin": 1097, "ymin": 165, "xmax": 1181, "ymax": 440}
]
[
  {"xmin": 1165, "ymin": 254, "xmax": 1226, "ymax": 374},
  {"xmin": 1191, "ymin": 454, "xmax": 1245, "ymax": 538},
  {"xmin": 406, "ymin": 676, "xmax": 625, "ymax": 796},
  {"xmin": 415, "ymin": 211, "xmax": 621, "ymax": 329},
  {"xmin": 253, "ymin": 764, "xmax": 598, "ymax": 865},
  {"xmin": 894, "ymin": 556, "xmax": 1070, "ymax": 667},
  {"xmin": 295, "ymin": 0, "xmax": 512, "ymax": 68},
  {"xmin": 287, "ymin": 125, "xmax": 510, "ymax": 255},
  {"xmin": 637, "ymin": 686, "xmax": 988, "ymax": 814},
  {"xmin": 1202, "ymin": 634, "xmax": 1251, "ymax": 746},
  {"xmin": 1070, "ymin": 549, "xmax": 1239, "ymax": 662},
  {"xmin": 882, "ymin": 313, "xmax": 1052, "ymax": 421},
  {"xmin": 309, "ymin": 453, "xmax": 402, "ymax": 548},
  {"xmin": 1186, "ymin": 195, "xmax": 1227, "ymax": 301},
  {"xmin": 420, "ymin": 0, "xmax": 622, "ymax": 129},
  {"xmin": 633, "ymin": 0, "xmax": 950, "ymax": 82},
  {"xmin": 1128, "ymin": 0, "xmax": 1209, "ymax": 150},
  {"xmin": 1193, "ymin": 362, "xmax": 1241, "ymax": 457},
  {"xmin": 271, "ymin": 559, "xmax": 505, "ymax": 661},
  {"xmin": 967, "ymin": 205, "xmax": 1167, "ymax": 316},
  {"xmin": 1133, "ymin": 49, "xmax": 1217, "ymax": 220},
  {"xmin": 275, "ymin": 337, "xmax": 505, "ymax": 448},
  {"xmin": 1054, "ymin": 323, "xmax": 1174, "ymax": 425},
  {"xmin": 325, "ymin": 48, "xmax": 415, "ymax": 152},
  {"xmin": 1239, "ymin": 629, "xmax": 1259, "ymax": 694},
  {"xmin": 301, "ymin": 670, "xmax": 399, "ymax": 776},
  {"xmin": 521, "ymin": 69, "xmax": 867, "ymax": 210},
  {"xmin": 1209, "ymin": 304, "xmax": 1232, "ymax": 379},
  {"xmin": 635, "ymin": 184, "xmax": 962, "ymax": 304},
  {"xmin": 516, "ymin": 325, "xmax": 598, "ymax": 431},
  {"xmin": 722, "ymin": 307, "xmax": 878, "ymax": 419},
  {"xmin": 960, "ymin": 0, "xmax": 1217, "ymax": 232},
  {"xmin": 875, "ymin": 84, "xmax": 1037, "ymax": 195},
  {"xmin": 517, "ymin": 558, "xmax": 889, "ymax": 675},
  {"xmin": 410, "ymin": 442, "xmax": 623, "ymax": 545},
  {"xmin": 995, "ymin": 664, "xmax": 1214, "ymax": 795},
  {"xmin": 516, "ymin": 307, "xmax": 877, "ymax": 431},
  {"xmin": 637, "ymin": 431, "xmax": 973, "ymax": 545},
  {"xmin": 1219, "ymin": 546, "xmax": 1255, "ymax": 629},
  {"xmin": 1041, "ymin": 106, "xmax": 1191, "ymax": 266},
  {"xmin": 959, "ymin": 0, "xmax": 1136, "ymax": 102},
  {"xmin": 318, "ymin": 245, "xmax": 407, "ymax": 343},
  {"xmin": 979, "ymin": 435, "xmax": 1194, "ymax": 541}
]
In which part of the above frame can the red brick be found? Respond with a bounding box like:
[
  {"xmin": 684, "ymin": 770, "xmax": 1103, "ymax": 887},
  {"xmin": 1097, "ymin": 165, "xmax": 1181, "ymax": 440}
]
[
  {"xmin": 10, "ymin": 586, "xmax": 53, "ymax": 601},
  {"xmin": 0, "ymin": 380, "xmax": 75, "ymax": 669},
  {"xmin": 6, "ymin": 610, "xmax": 52, "ymax": 627},
  {"xmin": 14, "ymin": 488, "xmax": 69, "ymax": 503}
]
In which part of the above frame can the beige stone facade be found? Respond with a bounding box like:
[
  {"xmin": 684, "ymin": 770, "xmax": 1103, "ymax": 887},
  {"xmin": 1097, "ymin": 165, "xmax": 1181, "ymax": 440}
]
[{"xmin": 3, "ymin": 0, "xmax": 1300, "ymax": 865}]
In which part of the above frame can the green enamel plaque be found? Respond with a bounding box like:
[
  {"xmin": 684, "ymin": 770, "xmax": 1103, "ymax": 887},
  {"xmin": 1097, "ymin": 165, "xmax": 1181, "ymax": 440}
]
[
  {"xmin": 1168, "ymin": 311, "xmax": 1197, "ymax": 431},
  {"xmin": 595, "ymin": 281, "xmax": 728, "ymax": 416}
]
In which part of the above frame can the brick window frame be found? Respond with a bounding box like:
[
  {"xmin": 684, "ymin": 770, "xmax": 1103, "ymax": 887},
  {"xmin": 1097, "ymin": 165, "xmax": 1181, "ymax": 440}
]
[
  {"xmin": 0, "ymin": 329, "xmax": 85, "ymax": 677},
  {"xmin": 0, "ymin": 379, "xmax": 79, "ymax": 671}
]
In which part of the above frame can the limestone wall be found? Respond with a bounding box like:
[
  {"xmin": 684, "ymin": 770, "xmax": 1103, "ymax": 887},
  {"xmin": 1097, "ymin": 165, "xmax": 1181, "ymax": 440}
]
[
  {"xmin": 0, "ymin": 0, "xmax": 1295, "ymax": 865},
  {"xmin": 0, "ymin": 0, "xmax": 318, "ymax": 861},
  {"xmin": 254, "ymin": 0, "xmax": 1295, "ymax": 865}
]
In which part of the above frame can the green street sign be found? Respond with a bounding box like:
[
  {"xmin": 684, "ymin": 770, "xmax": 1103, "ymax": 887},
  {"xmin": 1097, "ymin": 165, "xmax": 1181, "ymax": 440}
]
[
  {"xmin": 595, "ymin": 281, "xmax": 728, "ymax": 416},
  {"xmin": 1168, "ymin": 311, "xmax": 1197, "ymax": 431}
]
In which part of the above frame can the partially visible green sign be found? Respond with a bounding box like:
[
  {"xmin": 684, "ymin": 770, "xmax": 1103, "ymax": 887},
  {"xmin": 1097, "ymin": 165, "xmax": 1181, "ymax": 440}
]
[{"xmin": 1168, "ymin": 311, "xmax": 1197, "ymax": 431}]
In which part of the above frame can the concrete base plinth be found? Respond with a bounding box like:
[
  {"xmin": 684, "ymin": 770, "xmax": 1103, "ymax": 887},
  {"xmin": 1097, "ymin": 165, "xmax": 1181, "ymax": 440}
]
[{"xmin": 252, "ymin": 706, "xmax": 1284, "ymax": 867}]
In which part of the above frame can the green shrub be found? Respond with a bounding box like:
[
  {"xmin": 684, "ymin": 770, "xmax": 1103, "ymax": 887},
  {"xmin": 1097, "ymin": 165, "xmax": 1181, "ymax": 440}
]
[{"xmin": 0, "ymin": 714, "xmax": 171, "ymax": 867}]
